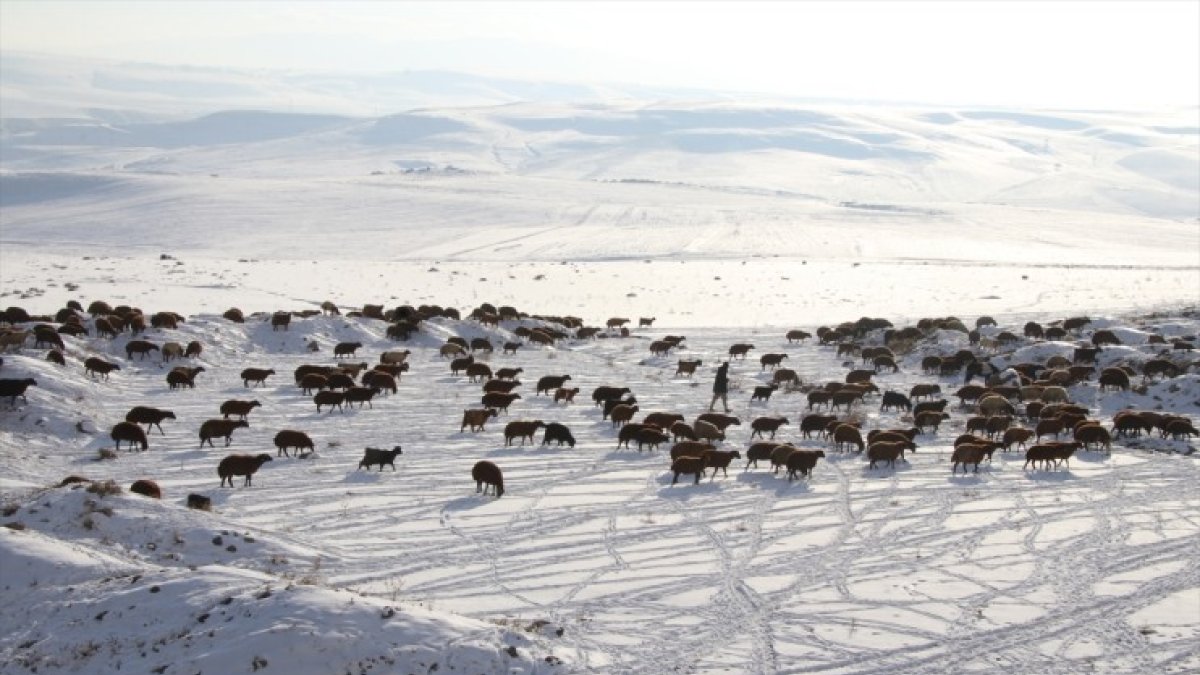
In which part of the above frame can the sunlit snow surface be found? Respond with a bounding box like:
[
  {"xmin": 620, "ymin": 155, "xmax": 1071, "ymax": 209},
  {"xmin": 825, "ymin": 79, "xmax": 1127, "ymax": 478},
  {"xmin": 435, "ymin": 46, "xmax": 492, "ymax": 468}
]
[{"xmin": 1, "ymin": 87, "xmax": 1198, "ymax": 673}]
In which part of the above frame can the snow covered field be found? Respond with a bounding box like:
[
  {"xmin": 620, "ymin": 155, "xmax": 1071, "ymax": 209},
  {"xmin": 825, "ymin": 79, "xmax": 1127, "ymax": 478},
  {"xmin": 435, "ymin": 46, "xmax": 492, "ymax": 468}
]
[
  {"xmin": 1, "ymin": 307, "xmax": 1198, "ymax": 674},
  {"xmin": 1, "ymin": 54, "xmax": 1199, "ymax": 674}
]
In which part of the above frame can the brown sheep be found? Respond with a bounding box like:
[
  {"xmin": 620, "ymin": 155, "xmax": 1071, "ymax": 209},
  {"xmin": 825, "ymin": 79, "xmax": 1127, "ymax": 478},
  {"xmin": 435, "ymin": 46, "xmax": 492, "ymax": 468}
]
[
  {"xmin": 465, "ymin": 363, "xmax": 493, "ymax": 383},
  {"xmin": 496, "ymin": 367, "xmax": 523, "ymax": 380},
  {"xmin": 785, "ymin": 449, "xmax": 824, "ymax": 481},
  {"xmin": 649, "ymin": 340, "xmax": 676, "ymax": 356},
  {"xmin": 161, "ymin": 342, "xmax": 185, "ymax": 362},
  {"xmin": 1002, "ymin": 427, "xmax": 1035, "ymax": 452},
  {"xmin": 1073, "ymin": 423, "xmax": 1112, "ymax": 452},
  {"xmin": 750, "ymin": 416, "xmax": 789, "ymax": 440},
  {"xmin": 470, "ymin": 338, "xmax": 493, "ymax": 353},
  {"xmin": 223, "ymin": 308, "xmax": 245, "ymax": 323},
  {"xmin": 240, "ymin": 368, "xmax": 275, "ymax": 387},
  {"xmin": 1098, "ymin": 368, "xmax": 1131, "ymax": 392},
  {"xmin": 481, "ymin": 392, "xmax": 522, "ymax": 414},
  {"xmin": 610, "ymin": 403, "xmax": 639, "ymax": 428},
  {"xmin": 110, "ymin": 421, "xmax": 149, "ymax": 451},
  {"xmin": 702, "ymin": 449, "xmax": 742, "ymax": 478},
  {"xmin": 332, "ymin": 341, "xmax": 362, "ymax": 358},
  {"xmin": 299, "ymin": 373, "xmax": 329, "ymax": 394},
  {"xmin": 636, "ymin": 427, "xmax": 671, "ymax": 452},
  {"xmin": 772, "ymin": 368, "xmax": 801, "ymax": 388},
  {"xmin": 1024, "ymin": 443, "xmax": 1077, "ymax": 471},
  {"xmin": 909, "ymin": 383, "xmax": 941, "ymax": 401},
  {"xmin": 344, "ymin": 386, "xmax": 381, "ymax": 409},
  {"xmin": 644, "ymin": 412, "xmax": 685, "ymax": 429},
  {"xmin": 218, "ymin": 453, "xmax": 273, "ymax": 487},
  {"xmin": 314, "ymin": 390, "xmax": 346, "ymax": 413},
  {"xmin": 744, "ymin": 441, "xmax": 786, "ymax": 469},
  {"xmin": 220, "ymin": 399, "xmax": 262, "ymax": 420},
  {"xmin": 1111, "ymin": 412, "xmax": 1152, "ymax": 438},
  {"xmin": 693, "ymin": 419, "xmax": 725, "ymax": 442},
  {"xmin": 504, "ymin": 420, "xmax": 545, "ymax": 446},
  {"xmin": 671, "ymin": 441, "xmax": 716, "ymax": 461},
  {"xmin": 786, "ymin": 329, "xmax": 812, "ymax": 343},
  {"xmin": 831, "ymin": 424, "xmax": 864, "ymax": 452},
  {"xmin": 553, "ymin": 387, "xmax": 580, "ymax": 404},
  {"xmin": 536, "ymin": 375, "xmax": 572, "ymax": 396},
  {"xmin": 274, "ymin": 430, "xmax": 315, "ymax": 457},
  {"xmin": 951, "ymin": 444, "xmax": 991, "ymax": 474},
  {"xmin": 695, "ymin": 413, "xmax": 741, "ymax": 431},
  {"xmin": 914, "ymin": 411, "xmax": 950, "ymax": 433},
  {"xmin": 1143, "ymin": 359, "xmax": 1181, "ymax": 380},
  {"xmin": 129, "ymin": 479, "xmax": 162, "ymax": 499},
  {"xmin": 873, "ymin": 356, "xmax": 899, "ymax": 373},
  {"xmin": 199, "ymin": 419, "xmax": 249, "ymax": 448},
  {"xmin": 770, "ymin": 445, "xmax": 799, "ymax": 474},
  {"xmin": 670, "ymin": 421, "xmax": 698, "ymax": 442},
  {"xmin": 472, "ymin": 460, "xmax": 504, "ymax": 497},
  {"xmin": 362, "ymin": 371, "xmax": 398, "ymax": 394},
  {"xmin": 728, "ymin": 343, "xmax": 755, "ymax": 359},
  {"xmin": 845, "ymin": 369, "xmax": 874, "ymax": 384},
  {"xmin": 977, "ymin": 395, "xmax": 1015, "ymax": 417},
  {"xmin": 606, "ymin": 317, "xmax": 630, "ymax": 329},
  {"xmin": 166, "ymin": 366, "xmax": 204, "ymax": 390},
  {"xmin": 601, "ymin": 399, "xmax": 638, "ymax": 425},
  {"xmin": 750, "ymin": 384, "xmax": 779, "ymax": 403},
  {"xmin": 125, "ymin": 339, "xmax": 160, "ymax": 360},
  {"xmin": 670, "ymin": 456, "xmax": 708, "ymax": 485},
  {"xmin": 502, "ymin": 341, "xmax": 521, "ymax": 355},
  {"xmin": 759, "ymin": 353, "xmax": 788, "ymax": 370},
  {"xmin": 380, "ymin": 349, "xmax": 411, "ymax": 365},
  {"xmin": 1035, "ymin": 418, "xmax": 1065, "ymax": 441},
  {"xmin": 1163, "ymin": 418, "xmax": 1200, "ymax": 441},
  {"xmin": 178, "ymin": 341, "xmax": 201, "ymax": 360},
  {"xmin": 125, "ymin": 406, "xmax": 176, "ymax": 435},
  {"xmin": 867, "ymin": 442, "xmax": 906, "ymax": 469},
  {"xmin": 830, "ymin": 390, "xmax": 863, "ymax": 412},
  {"xmin": 675, "ymin": 360, "xmax": 703, "ymax": 378},
  {"xmin": 440, "ymin": 343, "xmax": 466, "ymax": 358},
  {"xmin": 461, "ymin": 408, "xmax": 498, "ymax": 432},
  {"xmin": 450, "ymin": 356, "xmax": 475, "ymax": 375},
  {"xmin": 592, "ymin": 386, "xmax": 632, "ymax": 405},
  {"xmin": 801, "ymin": 414, "xmax": 837, "ymax": 438},
  {"xmin": 359, "ymin": 446, "xmax": 403, "ymax": 471},
  {"xmin": 542, "ymin": 422, "xmax": 576, "ymax": 447},
  {"xmin": 483, "ymin": 379, "xmax": 521, "ymax": 394},
  {"xmin": 617, "ymin": 422, "xmax": 658, "ymax": 449},
  {"xmin": 807, "ymin": 391, "xmax": 833, "ymax": 410}
]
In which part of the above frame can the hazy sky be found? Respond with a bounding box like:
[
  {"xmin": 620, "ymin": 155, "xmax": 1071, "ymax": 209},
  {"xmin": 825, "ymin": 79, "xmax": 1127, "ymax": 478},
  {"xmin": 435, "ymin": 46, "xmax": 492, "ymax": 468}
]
[{"xmin": 2, "ymin": 0, "xmax": 1198, "ymax": 108}]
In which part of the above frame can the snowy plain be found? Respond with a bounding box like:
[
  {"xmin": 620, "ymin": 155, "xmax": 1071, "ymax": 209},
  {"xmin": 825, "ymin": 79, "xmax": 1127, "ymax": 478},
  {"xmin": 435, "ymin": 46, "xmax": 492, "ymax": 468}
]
[{"xmin": 1, "ymin": 55, "xmax": 1199, "ymax": 674}]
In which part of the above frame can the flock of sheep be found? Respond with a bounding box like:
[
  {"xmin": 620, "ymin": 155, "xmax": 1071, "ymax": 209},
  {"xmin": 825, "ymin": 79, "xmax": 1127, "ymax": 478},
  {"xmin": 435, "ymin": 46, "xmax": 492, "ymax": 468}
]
[{"xmin": 1, "ymin": 301, "xmax": 1198, "ymax": 506}]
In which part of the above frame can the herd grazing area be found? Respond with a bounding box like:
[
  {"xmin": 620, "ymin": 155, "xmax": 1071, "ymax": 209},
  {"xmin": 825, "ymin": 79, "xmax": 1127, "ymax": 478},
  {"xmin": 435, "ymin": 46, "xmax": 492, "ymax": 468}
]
[
  {"xmin": 1, "ymin": 55, "xmax": 1199, "ymax": 674},
  {"xmin": 1, "ymin": 302, "xmax": 1198, "ymax": 674}
]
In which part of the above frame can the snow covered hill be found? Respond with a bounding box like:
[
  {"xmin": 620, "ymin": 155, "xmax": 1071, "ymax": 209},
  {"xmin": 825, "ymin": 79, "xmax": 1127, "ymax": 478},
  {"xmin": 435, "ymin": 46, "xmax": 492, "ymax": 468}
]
[{"xmin": 1, "ymin": 304, "xmax": 1197, "ymax": 674}]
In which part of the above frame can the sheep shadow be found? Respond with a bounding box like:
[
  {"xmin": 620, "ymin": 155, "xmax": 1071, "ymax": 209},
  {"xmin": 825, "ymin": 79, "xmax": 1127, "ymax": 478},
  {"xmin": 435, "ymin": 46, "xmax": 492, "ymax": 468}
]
[
  {"xmin": 343, "ymin": 470, "xmax": 386, "ymax": 483},
  {"xmin": 736, "ymin": 470, "xmax": 810, "ymax": 494},
  {"xmin": 601, "ymin": 450, "xmax": 656, "ymax": 463},
  {"xmin": 858, "ymin": 461, "xmax": 914, "ymax": 478},
  {"xmin": 656, "ymin": 479, "xmax": 723, "ymax": 499},
  {"xmin": 947, "ymin": 474, "xmax": 987, "ymax": 485},
  {"xmin": 1023, "ymin": 469, "xmax": 1078, "ymax": 482},
  {"xmin": 1074, "ymin": 451, "xmax": 1111, "ymax": 464},
  {"xmin": 442, "ymin": 495, "xmax": 493, "ymax": 512}
]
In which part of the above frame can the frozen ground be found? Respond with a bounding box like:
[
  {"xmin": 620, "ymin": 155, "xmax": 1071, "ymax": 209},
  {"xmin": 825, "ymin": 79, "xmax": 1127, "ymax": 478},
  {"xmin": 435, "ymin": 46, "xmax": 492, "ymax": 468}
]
[
  {"xmin": 0, "ymin": 307, "xmax": 1198, "ymax": 674},
  {"xmin": 1, "ymin": 55, "xmax": 1198, "ymax": 673}
]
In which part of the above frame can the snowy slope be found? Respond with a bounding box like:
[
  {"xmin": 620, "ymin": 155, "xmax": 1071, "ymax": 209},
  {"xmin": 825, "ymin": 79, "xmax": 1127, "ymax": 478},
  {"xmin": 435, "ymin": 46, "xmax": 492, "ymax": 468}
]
[{"xmin": 1, "ymin": 306, "xmax": 1198, "ymax": 674}]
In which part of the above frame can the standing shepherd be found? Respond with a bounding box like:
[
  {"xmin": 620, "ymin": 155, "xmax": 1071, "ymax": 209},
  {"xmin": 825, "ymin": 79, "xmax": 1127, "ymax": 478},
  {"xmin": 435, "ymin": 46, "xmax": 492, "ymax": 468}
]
[{"xmin": 708, "ymin": 361, "xmax": 731, "ymax": 412}]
